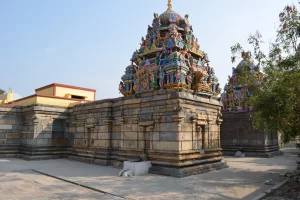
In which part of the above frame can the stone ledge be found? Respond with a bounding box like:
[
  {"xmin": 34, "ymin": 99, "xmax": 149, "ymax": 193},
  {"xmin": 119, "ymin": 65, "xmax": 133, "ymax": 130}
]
[{"xmin": 149, "ymin": 160, "xmax": 228, "ymax": 178}]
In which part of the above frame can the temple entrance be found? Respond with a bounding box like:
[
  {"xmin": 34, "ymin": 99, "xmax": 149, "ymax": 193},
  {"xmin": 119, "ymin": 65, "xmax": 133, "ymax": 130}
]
[{"xmin": 52, "ymin": 119, "xmax": 65, "ymax": 145}]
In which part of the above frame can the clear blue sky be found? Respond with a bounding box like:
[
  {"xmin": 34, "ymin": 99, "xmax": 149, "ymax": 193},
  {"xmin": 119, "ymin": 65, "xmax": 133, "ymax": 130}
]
[{"xmin": 0, "ymin": 0, "xmax": 295, "ymax": 100}]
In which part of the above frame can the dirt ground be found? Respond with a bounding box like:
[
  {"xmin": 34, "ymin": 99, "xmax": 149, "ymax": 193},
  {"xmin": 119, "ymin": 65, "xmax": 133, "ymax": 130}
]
[{"xmin": 261, "ymin": 146, "xmax": 300, "ymax": 200}]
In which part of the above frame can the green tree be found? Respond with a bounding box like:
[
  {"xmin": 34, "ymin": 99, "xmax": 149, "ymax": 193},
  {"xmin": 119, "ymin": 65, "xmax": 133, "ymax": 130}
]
[
  {"xmin": 231, "ymin": 4, "xmax": 300, "ymax": 143},
  {"xmin": 0, "ymin": 89, "xmax": 4, "ymax": 95}
]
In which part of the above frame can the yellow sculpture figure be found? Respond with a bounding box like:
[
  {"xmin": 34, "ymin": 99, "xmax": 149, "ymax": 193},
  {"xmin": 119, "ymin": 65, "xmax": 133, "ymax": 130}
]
[
  {"xmin": 168, "ymin": 0, "xmax": 172, "ymax": 10},
  {"xmin": 142, "ymin": 72, "xmax": 149, "ymax": 90}
]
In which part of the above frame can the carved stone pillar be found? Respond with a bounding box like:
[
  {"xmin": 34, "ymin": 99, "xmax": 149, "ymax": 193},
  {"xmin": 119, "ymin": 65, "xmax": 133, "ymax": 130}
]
[
  {"xmin": 138, "ymin": 121, "xmax": 154, "ymax": 161},
  {"xmin": 141, "ymin": 126, "xmax": 147, "ymax": 159},
  {"xmin": 119, "ymin": 118, "xmax": 125, "ymax": 149},
  {"xmin": 216, "ymin": 118, "xmax": 223, "ymax": 149},
  {"xmin": 192, "ymin": 118, "xmax": 197, "ymax": 150},
  {"xmin": 32, "ymin": 116, "xmax": 40, "ymax": 140},
  {"xmin": 202, "ymin": 125, "xmax": 208, "ymax": 149},
  {"xmin": 206, "ymin": 114, "xmax": 212, "ymax": 149},
  {"xmin": 103, "ymin": 119, "xmax": 113, "ymax": 149},
  {"xmin": 172, "ymin": 115, "xmax": 183, "ymax": 129},
  {"xmin": 85, "ymin": 118, "xmax": 96, "ymax": 148}
]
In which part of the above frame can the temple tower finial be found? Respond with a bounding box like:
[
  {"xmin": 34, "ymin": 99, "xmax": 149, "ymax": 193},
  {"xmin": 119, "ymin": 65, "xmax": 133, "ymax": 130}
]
[{"xmin": 168, "ymin": 0, "xmax": 172, "ymax": 10}]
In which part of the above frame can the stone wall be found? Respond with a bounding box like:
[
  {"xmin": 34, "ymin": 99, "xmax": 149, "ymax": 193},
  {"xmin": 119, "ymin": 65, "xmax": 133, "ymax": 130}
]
[
  {"xmin": 220, "ymin": 111, "xmax": 282, "ymax": 157},
  {"xmin": 67, "ymin": 89, "xmax": 227, "ymax": 177},
  {"xmin": 67, "ymin": 100, "xmax": 118, "ymax": 165},
  {"xmin": 0, "ymin": 104, "xmax": 69, "ymax": 159},
  {"xmin": 0, "ymin": 89, "xmax": 227, "ymax": 177},
  {"xmin": 0, "ymin": 106, "xmax": 22, "ymax": 157},
  {"xmin": 19, "ymin": 105, "xmax": 69, "ymax": 160}
]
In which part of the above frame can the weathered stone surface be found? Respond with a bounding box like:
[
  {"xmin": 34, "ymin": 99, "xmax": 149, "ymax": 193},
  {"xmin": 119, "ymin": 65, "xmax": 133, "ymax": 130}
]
[
  {"xmin": 0, "ymin": 91, "xmax": 225, "ymax": 177},
  {"xmin": 111, "ymin": 140, "xmax": 119, "ymax": 148},
  {"xmin": 111, "ymin": 132, "xmax": 120, "ymax": 140},
  {"xmin": 152, "ymin": 132, "xmax": 159, "ymax": 141},
  {"xmin": 178, "ymin": 132, "xmax": 193, "ymax": 141},
  {"xmin": 52, "ymin": 132, "xmax": 64, "ymax": 138},
  {"xmin": 158, "ymin": 141, "xmax": 179, "ymax": 151},
  {"xmin": 6, "ymin": 133, "xmax": 20, "ymax": 139},
  {"xmin": 0, "ymin": 125, "xmax": 12, "ymax": 130},
  {"xmin": 112, "ymin": 126, "xmax": 121, "ymax": 132},
  {"xmin": 0, "ymin": 133, "xmax": 5, "ymax": 139},
  {"xmin": 93, "ymin": 139, "xmax": 107, "ymax": 147},
  {"xmin": 122, "ymin": 132, "xmax": 138, "ymax": 140},
  {"xmin": 159, "ymin": 123, "xmax": 180, "ymax": 132},
  {"xmin": 6, "ymin": 138, "xmax": 20, "ymax": 144},
  {"xmin": 76, "ymin": 127, "xmax": 84, "ymax": 132},
  {"xmin": 221, "ymin": 111, "xmax": 281, "ymax": 157},
  {"xmin": 36, "ymin": 139, "xmax": 50, "ymax": 145},
  {"xmin": 123, "ymin": 140, "xmax": 138, "ymax": 149},
  {"xmin": 75, "ymin": 139, "xmax": 86, "ymax": 146},
  {"xmin": 97, "ymin": 126, "xmax": 109, "ymax": 133},
  {"xmin": 181, "ymin": 141, "xmax": 193, "ymax": 151},
  {"xmin": 159, "ymin": 132, "xmax": 177, "ymax": 141},
  {"xmin": 97, "ymin": 133, "xmax": 109, "ymax": 140},
  {"xmin": 75, "ymin": 133, "xmax": 84, "ymax": 139}
]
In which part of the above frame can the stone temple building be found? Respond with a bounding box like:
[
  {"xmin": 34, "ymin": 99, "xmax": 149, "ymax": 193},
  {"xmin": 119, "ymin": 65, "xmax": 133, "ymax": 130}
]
[
  {"xmin": 220, "ymin": 52, "xmax": 282, "ymax": 157},
  {"xmin": 0, "ymin": 1, "xmax": 227, "ymax": 177}
]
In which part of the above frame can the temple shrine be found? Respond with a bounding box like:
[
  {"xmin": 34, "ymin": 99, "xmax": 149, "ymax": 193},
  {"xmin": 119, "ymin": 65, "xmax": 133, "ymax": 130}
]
[
  {"xmin": 220, "ymin": 52, "xmax": 282, "ymax": 157},
  {"xmin": 115, "ymin": 0, "xmax": 227, "ymax": 176}
]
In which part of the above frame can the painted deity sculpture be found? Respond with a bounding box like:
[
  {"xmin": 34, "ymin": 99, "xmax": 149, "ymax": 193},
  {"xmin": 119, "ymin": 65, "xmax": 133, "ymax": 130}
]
[
  {"xmin": 159, "ymin": 68, "xmax": 165, "ymax": 88},
  {"xmin": 119, "ymin": 81, "xmax": 124, "ymax": 93},
  {"xmin": 175, "ymin": 68, "xmax": 181, "ymax": 82},
  {"xmin": 120, "ymin": 5, "xmax": 221, "ymax": 96},
  {"xmin": 186, "ymin": 71, "xmax": 193, "ymax": 88},
  {"xmin": 221, "ymin": 51, "xmax": 263, "ymax": 111}
]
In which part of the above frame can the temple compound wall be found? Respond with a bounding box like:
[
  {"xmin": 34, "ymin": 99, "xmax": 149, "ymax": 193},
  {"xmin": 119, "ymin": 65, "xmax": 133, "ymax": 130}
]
[
  {"xmin": 0, "ymin": 106, "xmax": 22, "ymax": 156},
  {"xmin": 0, "ymin": 105, "xmax": 68, "ymax": 159},
  {"xmin": 0, "ymin": 89, "xmax": 227, "ymax": 177}
]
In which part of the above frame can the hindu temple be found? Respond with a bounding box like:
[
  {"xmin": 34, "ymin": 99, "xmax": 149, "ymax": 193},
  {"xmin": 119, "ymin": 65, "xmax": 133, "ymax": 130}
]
[
  {"xmin": 0, "ymin": 0, "xmax": 227, "ymax": 177},
  {"xmin": 220, "ymin": 51, "xmax": 282, "ymax": 157},
  {"xmin": 117, "ymin": 1, "xmax": 227, "ymax": 176}
]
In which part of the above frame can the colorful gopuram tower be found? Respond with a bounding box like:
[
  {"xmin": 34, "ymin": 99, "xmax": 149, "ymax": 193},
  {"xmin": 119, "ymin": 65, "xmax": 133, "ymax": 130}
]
[
  {"xmin": 220, "ymin": 52, "xmax": 282, "ymax": 157},
  {"xmin": 221, "ymin": 51, "xmax": 262, "ymax": 112},
  {"xmin": 119, "ymin": 1, "xmax": 221, "ymax": 96}
]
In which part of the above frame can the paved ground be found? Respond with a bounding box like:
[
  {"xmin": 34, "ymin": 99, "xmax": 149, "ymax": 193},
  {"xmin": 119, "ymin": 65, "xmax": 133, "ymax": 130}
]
[{"xmin": 0, "ymin": 146, "xmax": 298, "ymax": 200}]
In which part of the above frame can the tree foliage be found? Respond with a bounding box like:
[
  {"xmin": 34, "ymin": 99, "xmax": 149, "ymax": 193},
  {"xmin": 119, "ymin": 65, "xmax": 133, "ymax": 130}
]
[
  {"xmin": 231, "ymin": 4, "xmax": 300, "ymax": 142},
  {"xmin": 0, "ymin": 89, "xmax": 4, "ymax": 95}
]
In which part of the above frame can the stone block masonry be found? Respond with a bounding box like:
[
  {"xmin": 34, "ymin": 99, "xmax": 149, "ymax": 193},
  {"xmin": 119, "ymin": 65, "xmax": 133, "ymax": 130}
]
[
  {"xmin": 67, "ymin": 89, "xmax": 227, "ymax": 177},
  {"xmin": 220, "ymin": 111, "xmax": 283, "ymax": 157},
  {"xmin": 0, "ymin": 88, "xmax": 228, "ymax": 177},
  {"xmin": 0, "ymin": 104, "xmax": 68, "ymax": 159},
  {"xmin": 0, "ymin": 106, "xmax": 22, "ymax": 157}
]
